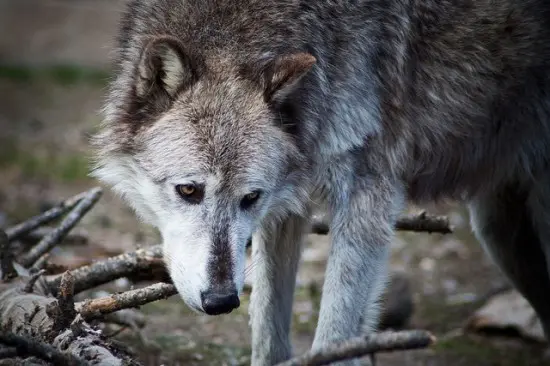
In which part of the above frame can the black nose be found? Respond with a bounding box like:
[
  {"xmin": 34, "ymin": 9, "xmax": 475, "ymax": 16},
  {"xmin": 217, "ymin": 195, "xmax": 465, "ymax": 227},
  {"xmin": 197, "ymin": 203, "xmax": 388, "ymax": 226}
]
[{"xmin": 200, "ymin": 289, "xmax": 240, "ymax": 315}]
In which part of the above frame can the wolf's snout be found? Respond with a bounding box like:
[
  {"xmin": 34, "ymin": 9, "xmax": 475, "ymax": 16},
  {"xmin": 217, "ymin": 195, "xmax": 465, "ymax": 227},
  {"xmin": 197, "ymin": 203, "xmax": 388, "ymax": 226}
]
[{"xmin": 200, "ymin": 288, "xmax": 240, "ymax": 315}]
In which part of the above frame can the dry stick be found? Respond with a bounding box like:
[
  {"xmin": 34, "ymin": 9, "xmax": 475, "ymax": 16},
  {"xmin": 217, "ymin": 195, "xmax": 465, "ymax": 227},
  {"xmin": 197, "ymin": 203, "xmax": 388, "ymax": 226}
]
[
  {"xmin": 18, "ymin": 227, "xmax": 89, "ymax": 247},
  {"xmin": 102, "ymin": 309, "xmax": 146, "ymax": 329},
  {"xmin": 31, "ymin": 253, "xmax": 50, "ymax": 272},
  {"xmin": 0, "ymin": 285, "xmax": 139, "ymax": 365},
  {"xmin": 311, "ymin": 211, "xmax": 453, "ymax": 235},
  {"xmin": 0, "ymin": 230, "xmax": 17, "ymax": 281},
  {"xmin": 55, "ymin": 271, "xmax": 77, "ymax": 330},
  {"xmin": 47, "ymin": 245, "xmax": 165, "ymax": 296},
  {"xmin": 102, "ymin": 310, "xmax": 154, "ymax": 349},
  {"xmin": 5, "ymin": 190, "xmax": 89, "ymax": 242},
  {"xmin": 395, "ymin": 211, "xmax": 453, "ymax": 234},
  {"xmin": 23, "ymin": 269, "xmax": 46, "ymax": 293},
  {"xmin": 20, "ymin": 187, "xmax": 103, "ymax": 268},
  {"xmin": 45, "ymin": 271, "xmax": 78, "ymax": 341},
  {"xmin": 275, "ymin": 330, "xmax": 436, "ymax": 366},
  {"xmin": 77, "ymin": 282, "xmax": 177, "ymax": 320},
  {"xmin": 0, "ymin": 332, "xmax": 87, "ymax": 366}
]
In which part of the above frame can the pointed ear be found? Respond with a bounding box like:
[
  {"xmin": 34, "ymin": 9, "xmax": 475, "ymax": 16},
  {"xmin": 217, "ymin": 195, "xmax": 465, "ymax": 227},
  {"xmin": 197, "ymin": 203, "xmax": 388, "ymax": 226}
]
[
  {"xmin": 134, "ymin": 36, "xmax": 201, "ymax": 99},
  {"xmin": 262, "ymin": 53, "xmax": 316, "ymax": 102}
]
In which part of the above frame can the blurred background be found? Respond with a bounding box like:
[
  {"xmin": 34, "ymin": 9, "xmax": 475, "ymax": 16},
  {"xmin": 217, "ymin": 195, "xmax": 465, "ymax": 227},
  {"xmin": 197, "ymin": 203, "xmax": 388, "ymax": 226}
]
[{"xmin": 0, "ymin": 1, "xmax": 548, "ymax": 365}]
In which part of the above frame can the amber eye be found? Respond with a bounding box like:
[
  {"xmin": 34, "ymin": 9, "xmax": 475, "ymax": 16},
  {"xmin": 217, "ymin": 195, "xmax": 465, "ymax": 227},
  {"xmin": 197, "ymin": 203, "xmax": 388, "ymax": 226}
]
[
  {"xmin": 177, "ymin": 184, "xmax": 195, "ymax": 196},
  {"xmin": 240, "ymin": 191, "xmax": 261, "ymax": 210},
  {"xmin": 175, "ymin": 184, "xmax": 204, "ymax": 204}
]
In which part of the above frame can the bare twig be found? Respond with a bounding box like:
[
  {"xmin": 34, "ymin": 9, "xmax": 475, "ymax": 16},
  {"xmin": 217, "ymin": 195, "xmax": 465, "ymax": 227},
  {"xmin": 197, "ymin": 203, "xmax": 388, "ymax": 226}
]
[
  {"xmin": 31, "ymin": 254, "xmax": 50, "ymax": 273},
  {"xmin": 0, "ymin": 266, "xmax": 142, "ymax": 364},
  {"xmin": 18, "ymin": 227, "xmax": 89, "ymax": 247},
  {"xmin": 47, "ymin": 246, "xmax": 165, "ymax": 296},
  {"xmin": 311, "ymin": 211, "xmax": 452, "ymax": 235},
  {"xmin": 23, "ymin": 269, "xmax": 46, "ymax": 293},
  {"xmin": 274, "ymin": 330, "xmax": 435, "ymax": 366},
  {"xmin": 57, "ymin": 271, "xmax": 77, "ymax": 327},
  {"xmin": 77, "ymin": 282, "xmax": 177, "ymax": 320},
  {"xmin": 0, "ymin": 332, "xmax": 87, "ymax": 366},
  {"xmin": 102, "ymin": 309, "xmax": 146, "ymax": 329},
  {"xmin": 102, "ymin": 310, "xmax": 155, "ymax": 349},
  {"xmin": 20, "ymin": 188, "xmax": 102, "ymax": 268},
  {"xmin": 394, "ymin": 211, "xmax": 453, "ymax": 234},
  {"xmin": 46, "ymin": 271, "xmax": 78, "ymax": 340},
  {"xmin": 104, "ymin": 325, "xmax": 129, "ymax": 338},
  {"xmin": 5, "ymin": 191, "xmax": 89, "ymax": 242},
  {"xmin": 0, "ymin": 230, "xmax": 17, "ymax": 282}
]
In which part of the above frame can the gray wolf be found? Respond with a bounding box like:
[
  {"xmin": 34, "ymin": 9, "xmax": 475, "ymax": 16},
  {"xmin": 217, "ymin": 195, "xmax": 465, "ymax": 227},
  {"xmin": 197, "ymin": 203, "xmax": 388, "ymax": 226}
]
[{"xmin": 91, "ymin": 0, "xmax": 550, "ymax": 364}]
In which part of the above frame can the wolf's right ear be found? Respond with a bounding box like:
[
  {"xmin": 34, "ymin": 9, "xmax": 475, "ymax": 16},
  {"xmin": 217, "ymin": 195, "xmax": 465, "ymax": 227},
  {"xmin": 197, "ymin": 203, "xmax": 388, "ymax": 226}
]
[
  {"xmin": 241, "ymin": 52, "xmax": 316, "ymax": 104},
  {"xmin": 134, "ymin": 36, "xmax": 201, "ymax": 99},
  {"xmin": 263, "ymin": 53, "xmax": 316, "ymax": 102}
]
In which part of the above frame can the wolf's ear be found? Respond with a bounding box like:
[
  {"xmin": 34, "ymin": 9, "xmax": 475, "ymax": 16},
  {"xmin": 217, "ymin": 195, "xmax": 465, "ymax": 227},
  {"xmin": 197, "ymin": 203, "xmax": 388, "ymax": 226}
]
[
  {"xmin": 260, "ymin": 53, "xmax": 316, "ymax": 103},
  {"xmin": 134, "ymin": 36, "xmax": 200, "ymax": 99}
]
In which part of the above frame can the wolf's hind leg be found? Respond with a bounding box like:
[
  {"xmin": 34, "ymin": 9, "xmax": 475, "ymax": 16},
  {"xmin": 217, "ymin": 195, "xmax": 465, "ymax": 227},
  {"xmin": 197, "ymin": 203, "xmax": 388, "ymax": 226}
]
[{"xmin": 469, "ymin": 182, "xmax": 550, "ymax": 339}]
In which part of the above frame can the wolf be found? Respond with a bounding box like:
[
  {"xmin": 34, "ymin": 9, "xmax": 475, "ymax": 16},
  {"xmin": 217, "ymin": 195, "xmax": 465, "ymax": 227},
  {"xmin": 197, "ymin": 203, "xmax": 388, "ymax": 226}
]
[{"xmin": 91, "ymin": 0, "xmax": 550, "ymax": 364}]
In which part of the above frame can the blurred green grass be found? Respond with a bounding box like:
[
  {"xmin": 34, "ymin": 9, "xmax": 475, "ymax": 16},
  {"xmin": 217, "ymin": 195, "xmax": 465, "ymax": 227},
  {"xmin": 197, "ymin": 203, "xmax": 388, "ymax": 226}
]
[
  {"xmin": 0, "ymin": 64, "xmax": 110, "ymax": 86},
  {"xmin": 0, "ymin": 138, "xmax": 91, "ymax": 182}
]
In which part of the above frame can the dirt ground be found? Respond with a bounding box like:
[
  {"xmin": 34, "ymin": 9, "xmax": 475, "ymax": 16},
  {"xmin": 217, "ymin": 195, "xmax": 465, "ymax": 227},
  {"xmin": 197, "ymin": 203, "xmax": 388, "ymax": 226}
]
[{"xmin": 1, "ymin": 1, "xmax": 550, "ymax": 365}]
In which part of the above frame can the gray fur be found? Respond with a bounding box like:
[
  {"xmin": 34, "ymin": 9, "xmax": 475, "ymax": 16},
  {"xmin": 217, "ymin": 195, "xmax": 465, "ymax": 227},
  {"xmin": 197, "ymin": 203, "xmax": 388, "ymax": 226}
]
[
  {"xmin": 249, "ymin": 213, "xmax": 308, "ymax": 363},
  {"xmin": 91, "ymin": 0, "xmax": 550, "ymax": 364}
]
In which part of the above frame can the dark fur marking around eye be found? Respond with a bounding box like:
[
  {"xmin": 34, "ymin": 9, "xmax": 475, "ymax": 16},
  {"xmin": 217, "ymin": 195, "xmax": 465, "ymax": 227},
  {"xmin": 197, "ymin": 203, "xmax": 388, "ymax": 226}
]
[{"xmin": 240, "ymin": 191, "xmax": 261, "ymax": 210}]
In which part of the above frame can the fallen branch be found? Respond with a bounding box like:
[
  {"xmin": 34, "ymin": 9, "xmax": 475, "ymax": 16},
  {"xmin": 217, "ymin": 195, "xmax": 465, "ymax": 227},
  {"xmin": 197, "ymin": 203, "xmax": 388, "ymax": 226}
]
[
  {"xmin": 5, "ymin": 191, "xmax": 88, "ymax": 242},
  {"xmin": 311, "ymin": 211, "xmax": 452, "ymax": 235},
  {"xmin": 394, "ymin": 211, "xmax": 453, "ymax": 234},
  {"xmin": 101, "ymin": 310, "xmax": 155, "ymax": 350},
  {"xmin": 275, "ymin": 330, "xmax": 436, "ymax": 366},
  {"xmin": 0, "ymin": 276, "xmax": 142, "ymax": 365},
  {"xmin": 47, "ymin": 246, "xmax": 166, "ymax": 296},
  {"xmin": 23, "ymin": 269, "xmax": 46, "ymax": 293},
  {"xmin": 0, "ymin": 331, "xmax": 87, "ymax": 366},
  {"xmin": 102, "ymin": 309, "xmax": 146, "ymax": 329},
  {"xmin": 31, "ymin": 254, "xmax": 51, "ymax": 273},
  {"xmin": 17, "ymin": 227, "xmax": 89, "ymax": 247},
  {"xmin": 0, "ymin": 188, "xmax": 142, "ymax": 365},
  {"xmin": 49, "ymin": 271, "xmax": 77, "ymax": 334},
  {"xmin": 77, "ymin": 282, "xmax": 177, "ymax": 320},
  {"xmin": 20, "ymin": 188, "xmax": 102, "ymax": 268}
]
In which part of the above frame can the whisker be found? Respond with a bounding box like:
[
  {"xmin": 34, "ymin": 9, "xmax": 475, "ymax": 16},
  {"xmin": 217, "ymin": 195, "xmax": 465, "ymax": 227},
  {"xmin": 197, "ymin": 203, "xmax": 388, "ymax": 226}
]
[{"xmin": 244, "ymin": 255, "xmax": 265, "ymax": 278}]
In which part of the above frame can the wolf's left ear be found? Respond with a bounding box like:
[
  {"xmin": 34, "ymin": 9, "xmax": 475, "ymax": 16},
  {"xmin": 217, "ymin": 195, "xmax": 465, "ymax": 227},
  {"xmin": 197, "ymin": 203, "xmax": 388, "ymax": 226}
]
[
  {"xmin": 135, "ymin": 36, "xmax": 201, "ymax": 99},
  {"xmin": 261, "ymin": 53, "xmax": 316, "ymax": 103}
]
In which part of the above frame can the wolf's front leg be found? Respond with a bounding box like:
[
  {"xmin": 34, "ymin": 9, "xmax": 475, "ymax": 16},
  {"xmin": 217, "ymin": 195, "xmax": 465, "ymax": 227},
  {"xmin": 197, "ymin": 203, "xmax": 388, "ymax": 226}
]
[
  {"xmin": 249, "ymin": 214, "xmax": 308, "ymax": 365},
  {"xmin": 312, "ymin": 174, "xmax": 404, "ymax": 364}
]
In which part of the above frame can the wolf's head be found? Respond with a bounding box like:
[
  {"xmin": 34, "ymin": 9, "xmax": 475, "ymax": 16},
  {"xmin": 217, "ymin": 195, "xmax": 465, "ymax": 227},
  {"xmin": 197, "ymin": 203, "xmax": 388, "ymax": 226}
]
[{"xmin": 91, "ymin": 36, "xmax": 315, "ymax": 315}]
